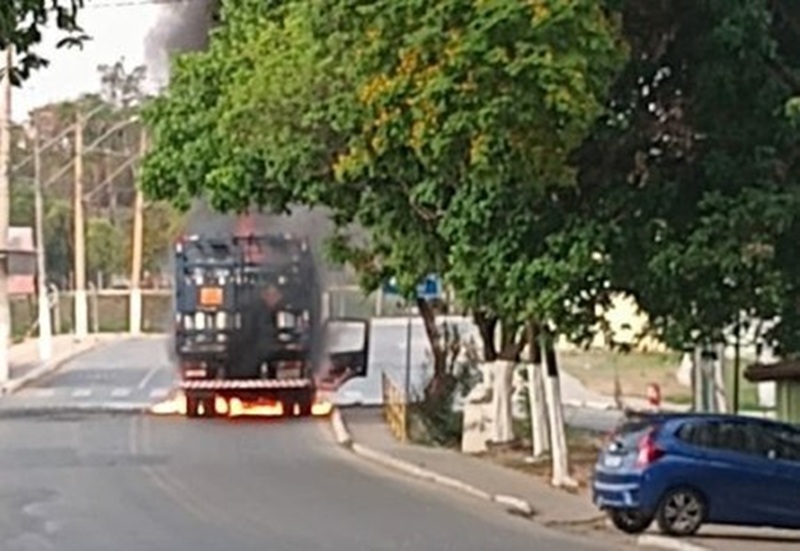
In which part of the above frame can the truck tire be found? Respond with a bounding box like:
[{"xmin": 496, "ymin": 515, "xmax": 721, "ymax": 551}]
[
  {"xmin": 186, "ymin": 393, "xmax": 215, "ymax": 418},
  {"xmin": 186, "ymin": 393, "xmax": 201, "ymax": 418}
]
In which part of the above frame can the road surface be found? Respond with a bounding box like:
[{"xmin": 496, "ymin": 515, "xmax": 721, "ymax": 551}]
[
  {"xmin": 0, "ymin": 328, "xmax": 624, "ymax": 433},
  {"xmin": 0, "ymin": 337, "xmax": 618, "ymax": 551}
]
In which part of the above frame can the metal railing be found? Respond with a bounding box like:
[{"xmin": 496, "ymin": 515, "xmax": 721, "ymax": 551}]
[{"xmin": 381, "ymin": 371, "xmax": 407, "ymax": 442}]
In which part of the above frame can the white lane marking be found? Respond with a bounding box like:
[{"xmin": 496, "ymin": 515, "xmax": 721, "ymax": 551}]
[
  {"xmin": 72, "ymin": 388, "xmax": 92, "ymax": 398},
  {"xmin": 149, "ymin": 388, "xmax": 169, "ymax": 399},
  {"xmin": 137, "ymin": 367, "xmax": 161, "ymax": 389},
  {"xmin": 111, "ymin": 388, "xmax": 132, "ymax": 398},
  {"xmin": 24, "ymin": 388, "xmax": 56, "ymax": 398}
]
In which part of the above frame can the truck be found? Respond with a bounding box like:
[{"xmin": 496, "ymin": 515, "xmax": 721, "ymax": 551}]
[{"xmin": 171, "ymin": 228, "xmax": 369, "ymax": 418}]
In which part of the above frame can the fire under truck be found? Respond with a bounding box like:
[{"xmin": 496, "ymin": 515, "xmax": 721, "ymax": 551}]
[{"xmin": 172, "ymin": 229, "xmax": 369, "ymax": 418}]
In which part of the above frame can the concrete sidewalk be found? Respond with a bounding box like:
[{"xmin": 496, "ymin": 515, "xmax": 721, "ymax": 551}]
[
  {"xmin": 339, "ymin": 407, "xmax": 601, "ymax": 525},
  {"xmin": 2, "ymin": 334, "xmax": 118, "ymax": 394}
]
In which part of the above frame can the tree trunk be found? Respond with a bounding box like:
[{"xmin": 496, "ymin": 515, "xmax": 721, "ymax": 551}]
[
  {"xmin": 417, "ymin": 297, "xmax": 449, "ymax": 399},
  {"xmin": 487, "ymin": 320, "xmax": 528, "ymax": 446},
  {"xmin": 541, "ymin": 329, "xmax": 577, "ymax": 488},
  {"xmin": 473, "ymin": 310, "xmax": 498, "ymax": 361},
  {"xmin": 489, "ymin": 359, "xmax": 515, "ymax": 444},
  {"xmin": 527, "ymin": 321, "xmax": 550, "ymax": 458}
]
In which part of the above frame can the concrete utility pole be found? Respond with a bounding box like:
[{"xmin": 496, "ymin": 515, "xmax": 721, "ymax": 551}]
[
  {"xmin": 73, "ymin": 112, "xmax": 88, "ymax": 340},
  {"xmin": 0, "ymin": 47, "xmax": 13, "ymax": 382},
  {"xmin": 32, "ymin": 124, "xmax": 52, "ymax": 360},
  {"xmin": 129, "ymin": 130, "xmax": 146, "ymax": 335}
]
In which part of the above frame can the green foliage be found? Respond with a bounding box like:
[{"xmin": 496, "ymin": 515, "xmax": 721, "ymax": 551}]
[
  {"xmin": 141, "ymin": 0, "xmax": 800, "ymax": 359},
  {"xmin": 574, "ymin": 0, "xmax": 800, "ymax": 352},
  {"xmin": 142, "ymin": 0, "xmax": 626, "ymax": 337},
  {"xmin": 86, "ymin": 217, "xmax": 125, "ymax": 281},
  {"xmin": 0, "ymin": 0, "xmax": 89, "ymax": 82}
]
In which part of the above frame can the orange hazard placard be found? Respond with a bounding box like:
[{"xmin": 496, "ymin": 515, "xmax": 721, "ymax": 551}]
[{"xmin": 199, "ymin": 286, "xmax": 223, "ymax": 307}]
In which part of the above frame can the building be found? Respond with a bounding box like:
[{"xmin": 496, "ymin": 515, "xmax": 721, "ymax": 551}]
[{"xmin": 7, "ymin": 226, "xmax": 35, "ymax": 296}]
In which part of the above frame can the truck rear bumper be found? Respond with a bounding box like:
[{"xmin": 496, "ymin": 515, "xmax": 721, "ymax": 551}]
[{"xmin": 180, "ymin": 378, "xmax": 315, "ymax": 403}]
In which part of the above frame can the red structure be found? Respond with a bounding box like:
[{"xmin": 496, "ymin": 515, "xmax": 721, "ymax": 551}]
[{"xmin": 7, "ymin": 227, "xmax": 36, "ymax": 296}]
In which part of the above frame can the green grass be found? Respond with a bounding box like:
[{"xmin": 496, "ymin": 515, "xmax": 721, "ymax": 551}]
[{"xmin": 559, "ymin": 348, "xmax": 765, "ymax": 411}]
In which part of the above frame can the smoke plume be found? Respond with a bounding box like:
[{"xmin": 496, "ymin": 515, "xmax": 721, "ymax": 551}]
[{"xmin": 144, "ymin": 0, "xmax": 218, "ymax": 85}]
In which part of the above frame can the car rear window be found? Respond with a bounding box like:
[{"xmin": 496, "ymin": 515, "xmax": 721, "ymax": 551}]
[{"xmin": 610, "ymin": 420, "xmax": 656, "ymax": 450}]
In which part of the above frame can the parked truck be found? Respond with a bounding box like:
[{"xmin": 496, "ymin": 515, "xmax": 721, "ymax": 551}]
[{"xmin": 171, "ymin": 227, "xmax": 369, "ymax": 418}]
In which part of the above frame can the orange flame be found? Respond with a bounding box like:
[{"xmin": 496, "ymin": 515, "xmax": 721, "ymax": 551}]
[{"xmin": 149, "ymin": 390, "xmax": 332, "ymax": 418}]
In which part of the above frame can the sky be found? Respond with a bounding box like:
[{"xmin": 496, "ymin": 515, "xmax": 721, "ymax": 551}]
[{"xmin": 12, "ymin": 0, "xmax": 167, "ymax": 122}]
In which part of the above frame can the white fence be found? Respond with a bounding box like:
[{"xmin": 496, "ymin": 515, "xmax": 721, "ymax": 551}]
[{"xmin": 9, "ymin": 285, "xmax": 408, "ymax": 339}]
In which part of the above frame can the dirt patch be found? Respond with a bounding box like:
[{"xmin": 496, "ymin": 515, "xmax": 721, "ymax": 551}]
[{"xmin": 477, "ymin": 428, "xmax": 604, "ymax": 496}]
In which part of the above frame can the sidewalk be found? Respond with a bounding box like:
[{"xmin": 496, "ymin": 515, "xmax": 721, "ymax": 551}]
[
  {"xmin": 2, "ymin": 334, "xmax": 116, "ymax": 393},
  {"xmin": 339, "ymin": 407, "xmax": 602, "ymax": 525}
]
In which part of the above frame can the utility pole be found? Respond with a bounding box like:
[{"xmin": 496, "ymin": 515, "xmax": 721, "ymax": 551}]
[
  {"xmin": 73, "ymin": 112, "xmax": 88, "ymax": 340},
  {"xmin": 0, "ymin": 47, "xmax": 13, "ymax": 382},
  {"xmin": 129, "ymin": 130, "xmax": 146, "ymax": 335},
  {"xmin": 32, "ymin": 124, "xmax": 52, "ymax": 360}
]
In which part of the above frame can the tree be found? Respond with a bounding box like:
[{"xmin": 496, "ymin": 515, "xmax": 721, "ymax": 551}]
[
  {"xmin": 0, "ymin": 0, "xmax": 89, "ymax": 82},
  {"xmin": 140, "ymin": 0, "xmax": 453, "ymax": 384},
  {"xmin": 140, "ymin": 0, "xmax": 626, "ymax": 485},
  {"xmin": 9, "ymin": 58, "xmax": 175, "ymax": 287},
  {"xmin": 86, "ymin": 217, "xmax": 125, "ymax": 283},
  {"xmin": 574, "ymin": 0, "xmax": 800, "ymax": 365}
]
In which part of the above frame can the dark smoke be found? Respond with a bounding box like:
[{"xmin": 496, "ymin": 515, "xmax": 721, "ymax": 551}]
[
  {"xmin": 144, "ymin": 0, "xmax": 218, "ymax": 85},
  {"xmin": 183, "ymin": 202, "xmax": 345, "ymax": 287}
]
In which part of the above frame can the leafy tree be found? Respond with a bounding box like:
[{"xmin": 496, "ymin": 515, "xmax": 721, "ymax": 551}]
[
  {"xmin": 141, "ymin": 1, "xmax": 626, "ymax": 398},
  {"xmin": 574, "ymin": 0, "xmax": 800, "ymax": 357},
  {"xmin": 0, "ymin": 0, "xmax": 89, "ymax": 82},
  {"xmin": 86, "ymin": 217, "xmax": 125, "ymax": 283}
]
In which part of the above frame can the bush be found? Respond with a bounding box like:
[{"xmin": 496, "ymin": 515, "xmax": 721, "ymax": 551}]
[{"xmin": 409, "ymin": 324, "xmax": 481, "ymax": 447}]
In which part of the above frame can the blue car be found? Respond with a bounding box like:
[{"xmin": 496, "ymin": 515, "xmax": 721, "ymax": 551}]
[{"xmin": 592, "ymin": 412, "xmax": 800, "ymax": 536}]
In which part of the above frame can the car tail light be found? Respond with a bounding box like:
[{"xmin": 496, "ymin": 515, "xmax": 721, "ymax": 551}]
[{"xmin": 636, "ymin": 430, "xmax": 665, "ymax": 467}]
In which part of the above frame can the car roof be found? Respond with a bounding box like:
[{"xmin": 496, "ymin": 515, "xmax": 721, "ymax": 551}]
[{"xmin": 625, "ymin": 411, "xmax": 800, "ymax": 432}]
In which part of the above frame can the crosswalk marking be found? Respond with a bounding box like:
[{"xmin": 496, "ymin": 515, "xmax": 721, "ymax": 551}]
[
  {"xmin": 149, "ymin": 387, "xmax": 169, "ymax": 399},
  {"xmin": 72, "ymin": 388, "xmax": 92, "ymax": 398},
  {"xmin": 111, "ymin": 388, "xmax": 132, "ymax": 398}
]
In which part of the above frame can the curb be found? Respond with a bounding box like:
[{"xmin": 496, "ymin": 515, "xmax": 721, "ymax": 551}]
[
  {"xmin": 637, "ymin": 535, "xmax": 710, "ymax": 551},
  {"xmin": 0, "ymin": 402, "xmax": 151, "ymax": 418},
  {"xmin": 329, "ymin": 407, "xmax": 536, "ymax": 519},
  {"xmin": 0, "ymin": 337, "xmax": 109, "ymax": 396},
  {"xmin": 563, "ymin": 399, "xmax": 617, "ymax": 411}
]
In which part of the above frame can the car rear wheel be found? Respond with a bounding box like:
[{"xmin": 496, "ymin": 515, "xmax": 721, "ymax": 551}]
[
  {"xmin": 656, "ymin": 487, "xmax": 705, "ymax": 537},
  {"xmin": 608, "ymin": 509, "xmax": 653, "ymax": 534}
]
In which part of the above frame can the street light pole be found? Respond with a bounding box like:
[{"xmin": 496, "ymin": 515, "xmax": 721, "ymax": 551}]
[
  {"xmin": 0, "ymin": 47, "xmax": 13, "ymax": 382},
  {"xmin": 129, "ymin": 130, "xmax": 146, "ymax": 335},
  {"xmin": 73, "ymin": 112, "xmax": 88, "ymax": 340},
  {"xmin": 32, "ymin": 124, "xmax": 52, "ymax": 360}
]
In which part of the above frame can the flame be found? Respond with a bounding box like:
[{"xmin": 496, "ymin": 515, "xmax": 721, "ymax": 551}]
[
  {"xmin": 148, "ymin": 389, "xmax": 333, "ymax": 418},
  {"xmin": 150, "ymin": 391, "xmax": 188, "ymax": 415},
  {"xmin": 311, "ymin": 400, "xmax": 333, "ymax": 416},
  {"xmin": 227, "ymin": 397, "xmax": 284, "ymax": 417}
]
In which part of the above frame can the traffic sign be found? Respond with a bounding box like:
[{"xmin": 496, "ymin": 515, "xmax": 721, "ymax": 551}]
[
  {"xmin": 416, "ymin": 274, "xmax": 441, "ymax": 300},
  {"xmin": 382, "ymin": 274, "xmax": 442, "ymax": 300}
]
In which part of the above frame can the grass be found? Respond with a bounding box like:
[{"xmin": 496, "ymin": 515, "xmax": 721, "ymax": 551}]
[{"xmin": 558, "ymin": 348, "xmax": 763, "ymax": 411}]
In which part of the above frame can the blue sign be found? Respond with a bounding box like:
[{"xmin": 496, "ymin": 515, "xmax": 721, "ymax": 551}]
[{"xmin": 382, "ymin": 274, "xmax": 442, "ymax": 300}]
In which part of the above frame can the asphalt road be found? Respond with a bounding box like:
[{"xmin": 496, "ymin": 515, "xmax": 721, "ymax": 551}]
[
  {"xmin": 1, "ymin": 337, "xmax": 174, "ymax": 411},
  {"xmin": 0, "ymin": 338, "xmax": 615, "ymax": 551},
  {"xmin": 0, "ymin": 329, "xmax": 622, "ymax": 435}
]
